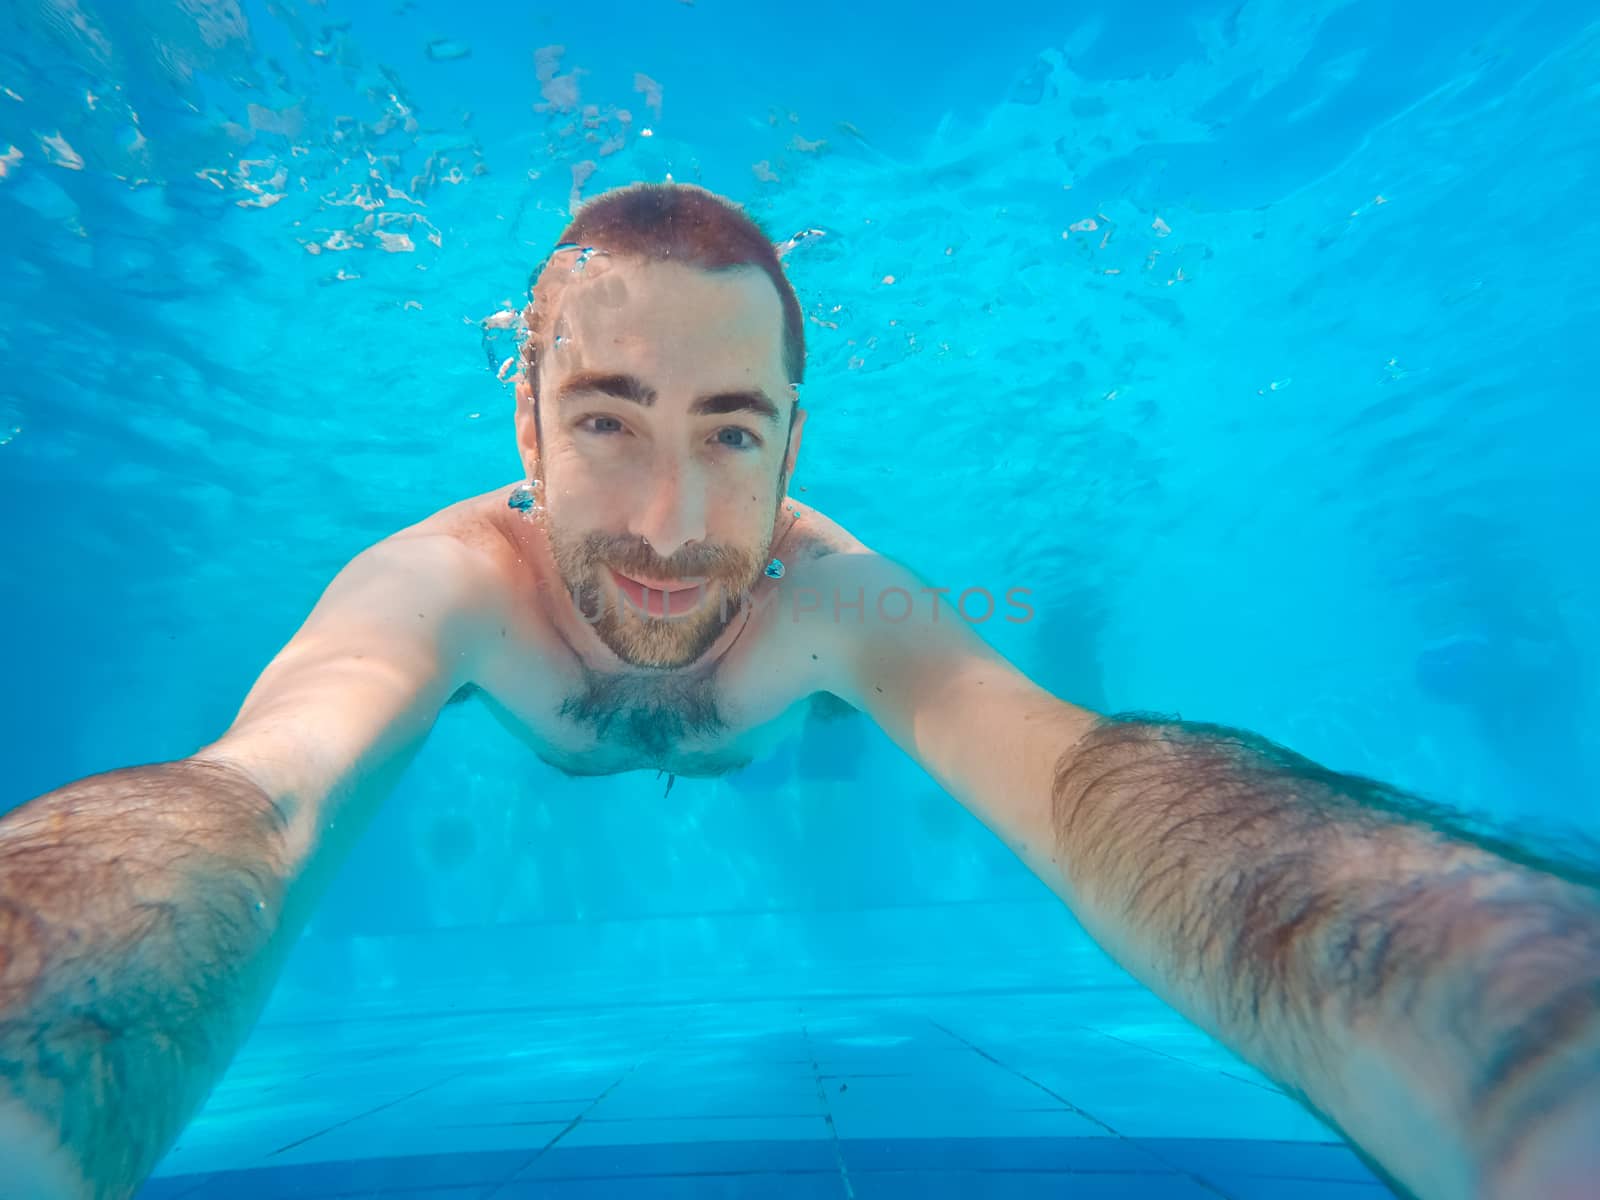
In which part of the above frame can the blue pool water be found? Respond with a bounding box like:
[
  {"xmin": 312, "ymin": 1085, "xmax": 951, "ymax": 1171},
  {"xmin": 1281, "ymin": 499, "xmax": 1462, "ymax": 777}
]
[{"xmin": 2, "ymin": 0, "xmax": 1597, "ymax": 1196}]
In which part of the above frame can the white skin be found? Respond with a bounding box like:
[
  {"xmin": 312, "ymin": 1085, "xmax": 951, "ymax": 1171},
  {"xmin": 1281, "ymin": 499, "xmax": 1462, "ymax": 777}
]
[
  {"xmin": 2, "ymin": 250, "xmax": 1596, "ymax": 1200},
  {"xmin": 518, "ymin": 253, "xmax": 811, "ymax": 672},
  {"xmin": 456, "ymin": 254, "xmax": 860, "ymax": 777}
]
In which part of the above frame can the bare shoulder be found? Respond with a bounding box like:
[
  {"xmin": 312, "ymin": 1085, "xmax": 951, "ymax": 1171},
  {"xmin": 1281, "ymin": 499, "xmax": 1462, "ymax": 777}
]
[
  {"xmin": 760, "ymin": 509, "xmax": 952, "ymax": 692},
  {"xmin": 763, "ymin": 501, "xmax": 900, "ymax": 639},
  {"xmin": 366, "ymin": 487, "xmax": 525, "ymax": 589},
  {"xmin": 773, "ymin": 498, "xmax": 875, "ymax": 565},
  {"xmin": 776, "ymin": 522, "xmax": 922, "ymax": 596},
  {"xmin": 302, "ymin": 488, "xmax": 526, "ymax": 649},
  {"xmin": 389, "ymin": 487, "xmax": 524, "ymax": 562},
  {"xmin": 772, "ymin": 503, "xmax": 945, "ymax": 597},
  {"xmin": 765, "ymin": 501, "xmax": 938, "ymax": 630}
]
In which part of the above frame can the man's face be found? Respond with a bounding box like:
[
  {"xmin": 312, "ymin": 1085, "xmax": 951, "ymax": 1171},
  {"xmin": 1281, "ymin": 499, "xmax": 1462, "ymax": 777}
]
[{"xmin": 520, "ymin": 255, "xmax": 804, "ymax": 669}]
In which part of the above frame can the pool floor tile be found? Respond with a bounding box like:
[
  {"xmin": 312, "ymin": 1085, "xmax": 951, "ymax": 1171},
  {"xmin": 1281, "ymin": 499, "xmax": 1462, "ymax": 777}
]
[
  {"xmin": 1138, "ymin": 1137, "xmax": 1385, "ymax": 1185},
  {"xmin": 846, "ymin": 1170, "xmax": 1223, "ymax": 1199},
  {"xmin": 140, "ymin": 1149, "xmax": 531, "ymax": 1198},
  {"xmin": 828, "ymin": 1106, "xmax": 1108, "ymax": 1142},
  {"xmin": 515, "ymin": 1137, "xmax": 841, "ymax": 1180},
  {"xmin": 489, "ymin": 1172, "xmax": 847, "ymax": 1199},
  {"xmin": 140, "ymin": 966, "xmax": 1407, "ymax": 1200},
  {"xmin": 263, "ymin": 1117, "xmax": 572, "ymax": 1166},
  {"xmin": 836, "ymin": 1135, "xmax": 1174, "ymax": 1174},
  {"xmin": 138, "ymin": 1139, "xmax": 1400, "ymax": 1199},
  {"xmin": 553, "ymin": 1115, "xmax": 837, "ymax": 1151},
  {"xmin": 1199, "ymin": 1178, "xmax": 1393, "ymax": 1200}
]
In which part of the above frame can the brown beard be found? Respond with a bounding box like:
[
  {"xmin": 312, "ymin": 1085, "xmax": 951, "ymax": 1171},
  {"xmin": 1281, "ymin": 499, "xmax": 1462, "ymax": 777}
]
[{"xmin": 549, "ymin": 528, "xmax": 768, "ymax": 668}]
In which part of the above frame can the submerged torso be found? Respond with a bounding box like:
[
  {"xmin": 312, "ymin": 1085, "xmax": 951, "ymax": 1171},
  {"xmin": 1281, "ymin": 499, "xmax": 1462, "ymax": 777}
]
[{"xmin": 427, "ymin": 487, "xmax": 866, "ymax": 778}]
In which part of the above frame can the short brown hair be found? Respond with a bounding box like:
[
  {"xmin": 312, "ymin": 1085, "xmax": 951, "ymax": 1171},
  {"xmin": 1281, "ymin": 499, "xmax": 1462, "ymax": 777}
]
[{"xmin": 520, "ymin": 183, "xmax": 805, "ymax": 400}]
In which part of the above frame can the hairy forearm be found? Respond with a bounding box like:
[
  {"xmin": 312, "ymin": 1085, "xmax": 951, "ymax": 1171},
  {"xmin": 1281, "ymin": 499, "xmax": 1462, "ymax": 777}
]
[
  {"xmin": 1048, "ymin": 713, "xmax": 1600, "ymax": 1200},
  {"xmin": 0, "ymin": 759, "xmax": 297, "ymax": 1199}
]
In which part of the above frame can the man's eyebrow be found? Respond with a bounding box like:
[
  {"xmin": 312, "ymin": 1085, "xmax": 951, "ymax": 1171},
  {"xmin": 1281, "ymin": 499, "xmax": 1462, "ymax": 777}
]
[
  {"xmin": 557, "ymin": 373, "xmax": 782, "ymax": 424},
  {"xmin": 692, "ymin": 389, "xmax": 782, "ymax": 423},
  {"xmin": 557, "ymin": 371, "xmax": 656, "ymax": 406}
]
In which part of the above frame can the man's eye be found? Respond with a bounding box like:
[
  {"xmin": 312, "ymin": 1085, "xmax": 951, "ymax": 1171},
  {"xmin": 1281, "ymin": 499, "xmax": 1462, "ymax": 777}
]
[
  {"xmin": 583, "ymin": 415, "xmax": 624, "ymax": 434},
  {"xmin": 715, "ymin": 427, "xmax": 760, "ymax": 450}
]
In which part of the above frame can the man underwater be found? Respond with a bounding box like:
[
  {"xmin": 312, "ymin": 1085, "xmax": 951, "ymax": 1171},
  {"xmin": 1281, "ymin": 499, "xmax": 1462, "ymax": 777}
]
[{"xmin": 2, "ymin": 184, "xmax": 1597, "ymax": 1200}]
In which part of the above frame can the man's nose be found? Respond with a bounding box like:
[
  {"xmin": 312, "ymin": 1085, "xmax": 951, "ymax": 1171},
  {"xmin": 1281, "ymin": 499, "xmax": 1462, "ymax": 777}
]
[{"xmin": 627, "ymin": 458, "xmax": 707, "ymax": 561}]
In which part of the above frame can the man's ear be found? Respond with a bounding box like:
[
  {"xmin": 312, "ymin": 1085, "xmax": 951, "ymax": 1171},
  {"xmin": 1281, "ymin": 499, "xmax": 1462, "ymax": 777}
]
[
  {"xmin": 780, "ymin": 401, "xmax": 807, "ymax": 490},
  {"xmin": 513, "ymin": 368, "xmax": 543, "ymax": 479}
]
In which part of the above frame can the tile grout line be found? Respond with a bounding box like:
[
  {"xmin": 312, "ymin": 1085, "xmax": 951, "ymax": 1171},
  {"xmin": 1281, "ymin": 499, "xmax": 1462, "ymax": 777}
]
[
  {"xmin": 926, "ymin": 1018, "xmax": 1238, "ymax": 1200},
  {"xmin": 1065, "ymin": 1021, "xmax": 1289, "ymax": 1097},
  {"xmin": 801, "ymin": 1007, "xmax": 856, "ymax": 1200},
  {"xmin": 267, "ymin": 1072, "xmax": 469, "ymax": 1158},
  {"xmin": 254, "ymin": 982, "xmax": 1147, "ymax": 1034},
  {"xmin": 480, "ymin": 1023, "xmax": 683, "ymax": 1198}
]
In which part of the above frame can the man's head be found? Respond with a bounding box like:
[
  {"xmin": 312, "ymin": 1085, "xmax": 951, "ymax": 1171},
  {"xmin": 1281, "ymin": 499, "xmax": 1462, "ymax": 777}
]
[{"xmin": 514, "ymin": 183, "xmax": 808, "ymax": 670}]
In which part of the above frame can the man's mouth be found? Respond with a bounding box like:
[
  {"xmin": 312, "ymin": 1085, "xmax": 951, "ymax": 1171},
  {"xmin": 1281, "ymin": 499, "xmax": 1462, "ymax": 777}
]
[{"xmin": 607, "ymin": 568, "xmax": 710, "ymax": 618}]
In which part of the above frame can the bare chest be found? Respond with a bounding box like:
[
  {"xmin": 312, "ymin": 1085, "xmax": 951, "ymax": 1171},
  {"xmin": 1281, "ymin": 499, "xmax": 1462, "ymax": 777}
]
[
  {"xmin": 462, "ymin": 496, "xmax": 862, "ymax": 778},
  {"xmin": 469, "ymin": 611, "xmax": 827, "ymax": 779}
]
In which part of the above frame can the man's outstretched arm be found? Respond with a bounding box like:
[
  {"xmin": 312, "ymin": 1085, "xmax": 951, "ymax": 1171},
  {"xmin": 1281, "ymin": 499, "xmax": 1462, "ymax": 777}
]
[
  {"xmin": 0, "ymin": 532, "xmax": 496, "ymax": 1200},
  {"xmin": 819, "ymin": 553, "xmax": 1600, "ymax": 1200}
]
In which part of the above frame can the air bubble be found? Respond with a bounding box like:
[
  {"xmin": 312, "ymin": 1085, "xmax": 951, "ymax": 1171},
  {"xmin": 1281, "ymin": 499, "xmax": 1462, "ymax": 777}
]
[
  {"xmin": 776, "ymin": 227, "xmax": 827, "ymax": 258},
  {"xmin": 552, "ymin": 242, "xmax": 600, "ymax": 273},
  {"xmin": 507, "ymin": 480, "xmax": 541, "ymax": 513}
]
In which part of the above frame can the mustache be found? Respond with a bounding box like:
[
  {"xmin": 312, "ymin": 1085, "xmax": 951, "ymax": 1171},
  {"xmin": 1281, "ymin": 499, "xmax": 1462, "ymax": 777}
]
[{"xmin": 579, "ymin": 535, "xmax": 754, "ymax": 582}]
